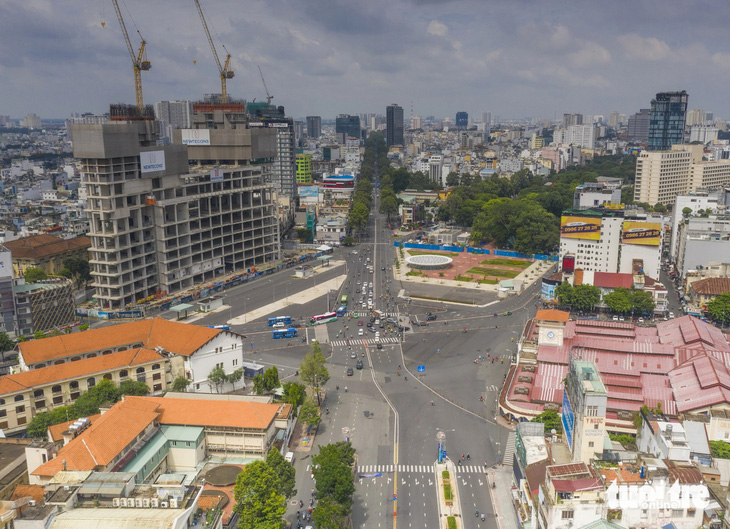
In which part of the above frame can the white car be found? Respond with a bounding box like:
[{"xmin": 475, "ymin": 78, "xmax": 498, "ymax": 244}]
[
  {"xmin": 272, "ymin": 322, "xmax": 286, "ymax": 328},
  {"xmin": 669, "ymin": 312, "xmax": 675, "ymax": 318},
  {"xmin": 358, "ymin": 329, "xmax": 364, "ymax": 336}
]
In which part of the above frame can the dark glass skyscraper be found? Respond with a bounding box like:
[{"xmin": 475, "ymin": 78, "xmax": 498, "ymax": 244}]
[
  {"xmin": 455, "ymin": 111, "xmax": 468, "ymax": 129},
  {"xmin": 306, "ymin": 116, "xmax": 321, "ymax": 138},
  {"xmin": 648, "ymin": 90, "xmax": 688, "ymax": 151},
  {"xmin": 386, "ymin": 104, "xmax": 404, "ymax": 148},
  {"xmin": 335, "ymin": 114, "xmax": 361, "ymax": 140}
]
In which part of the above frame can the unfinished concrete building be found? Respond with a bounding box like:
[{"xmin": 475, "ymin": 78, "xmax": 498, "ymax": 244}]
[{"xmin": 72, "ymin": 104, "xmax": 280, "ymax": 310}]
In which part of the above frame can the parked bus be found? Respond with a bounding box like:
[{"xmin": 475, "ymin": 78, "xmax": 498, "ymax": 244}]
[
  {"xmin": 336, "ymin": 305, "xmax": 347, "ymax": 317},
  {"xmin": 267, "ymin": 316, "xmax": 292, "ymax": 327},
  {"xmin": 207, "ymin": 325, "xmax": 230, "ymax": 331},
  {"xmin": 340, "ymin": 295, "xmax": 348, "ymax": 305},
  {"xmin": 309, "ymin": 312, "xmax": 337, "ymax": 326},
  {"xmin": 273, "ymin": 328, "xmax": 298, "ymax": 339}
]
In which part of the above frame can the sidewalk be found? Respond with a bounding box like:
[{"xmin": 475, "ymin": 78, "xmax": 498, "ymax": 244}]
[{"xmin": 487, "ymin": 464, "xmax": 520, "ymax": 529}]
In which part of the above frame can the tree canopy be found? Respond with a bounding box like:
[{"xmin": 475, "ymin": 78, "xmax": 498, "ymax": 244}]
[
  {"xmin": 312, "ymin": 442, "xmax": 356, "ymax": 515},
  {"xmin": 708, "ymin": 292, "xmax": 730, "ymax": 326},
  {"xmin": 23, "ymin": 267, "xmax": 48, "ymax": 282},
  {"xmin": 233, "ymin": 460, "xmax": 286, "ymax": 529},
  {"xmin": 299, "ymin": 341, "xmax": 329, "ymax": 400},
  {"xmin": 531, "ymin": 410, "xmax": 562, "ymax": 434}
]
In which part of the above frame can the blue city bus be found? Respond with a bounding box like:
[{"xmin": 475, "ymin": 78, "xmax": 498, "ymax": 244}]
[
  {"xmin": 273, "ymin": 328, "xmax": 298, "ymax": 339},
  {"xmin": 207, "ymin": 325, "xmax": 230, "ymax": 331},
  {"xmin": 268, "ymin": 316, "xmax": 293, "ymax": 326},
  {"xmin": 336, "ymin": 305, "xmax": 347, "ymax": 317}
]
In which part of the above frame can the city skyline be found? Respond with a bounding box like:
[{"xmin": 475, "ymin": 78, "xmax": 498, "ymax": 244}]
[{"xmin": 2, "ymin": 0, "xmax": 730, "ymax": 120}]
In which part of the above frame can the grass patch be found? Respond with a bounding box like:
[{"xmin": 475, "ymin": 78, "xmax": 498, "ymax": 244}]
[
  {"xmin": 467, "ymin": 267, "xmax": 520, "ymax": 278},
  {"xmin": 454, "ymin": 275, "xmax": 473, "ymax": 282},
  {"xmin": 406, "ymin": 270, "xmax": 423, "ymax": 277},
  {"xmin": 479, "ymin": 278, "xmax": 499, "ymax": 284},
  {"xmin": 407, "ymin": 250, "xmax": 461, "ymax": 258},
  {"xmin": 481, "ymin": 258, "xmax": 532, "ymax": 268},
  {"xmin": 443, "ymin": 483, "xmax": 453, "ymax": 500},
  {"xmin": 442, "ymin": 470, "xmax": 450, "ymax": 480},
  {"xmin": 447, "ymin": 517, "xmax": 457, "ymax": 529}
]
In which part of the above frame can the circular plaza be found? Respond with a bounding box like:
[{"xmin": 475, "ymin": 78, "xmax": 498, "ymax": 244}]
[{"xmin": 404, "ymin": 254, "xmax": 453, "ymax": 271}]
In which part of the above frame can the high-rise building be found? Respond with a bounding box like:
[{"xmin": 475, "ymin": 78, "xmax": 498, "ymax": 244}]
[
  {"xmin": 293, "ymin": 121, "xmax": 304, "ymax": 146},
  {"xmin": 306, "ymin": 116, "xmax": 321, "ymax": 138},
  {"xmin": 386, "ymin": 104, "xmax": 404, "ymax": 148},
  {"xmin": 608, "ymin": 112, "xmax": 619, "ymax": 128},
  {"xmin": 633, "ymin": 144, "xmax": 702, "ymax": 205},
  {"xmin": 335, "ymin": 114, "xmax": 361, "ymax": 141},
  {"xmin": 455, "ymin": 111, "xmax": 468, "ymax": 129},
  {"xmin": 559, "ymin": 124, "xmax": 595, "ymax": 149},
  {"xmin": 686, "ymin": 108, "xmax": 704, "ymax": 126},
  {"xmin": 74, "ymin": 103, "xmax": 280, "ymax": 309},
  {"xmin": 563, "ymin": 113, "xmax": 583, "ymax": 128},
  {"xmin": 296, "ymin": 154, "xmax": 312, "ymax": 184},
  {"xmin": 154, "ymin": 100, "xmax": 192, "ymax": 129},
  {"xmin": 410, "ymin": 115, "xmax": 422, "ymax": 130},
  {"xmin": 648, "ymin": 90, "xmax": 688, "ymax": 151},
  {"xmin": 21, "ymin": 113, "xmax": 41, "ymax": 129},
  {"xmin": 562, "ymin": 359, "xmax": 607, "ymax": 464},
  {"xmin": 689, "ymin": 125, "xmax": 718, "ymax": 144},
  {"xmin": 482, "ymin": 112, "xmax": 491, "ymax": 125},
  {"xmin": 248, "ymin": 107, "xmax": 297, "ymax": 200},
  {"xmin": 627, "ymin": 109, "xmax": 650, "ymax": 142}
]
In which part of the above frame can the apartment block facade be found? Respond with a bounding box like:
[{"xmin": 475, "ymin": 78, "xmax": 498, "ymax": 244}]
[{"xmin": 73, "ymin": 112, "xmax": 280, "ymax": 309}]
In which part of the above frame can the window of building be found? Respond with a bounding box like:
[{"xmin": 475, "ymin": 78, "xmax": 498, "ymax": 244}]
[
  {"xmin": 36, "ymin": 400, "xmax": 45, "ymax": 408},
  {"xmin": 87, "ymin": 377, "xmax": 96, "ymax": 388},
  {"xmin": 588, "ymin": 442, "xmax": 594, "ymax": 448},
  {"xmin": 153, "ymin": 373, "xmax": 161, "ymax": 381},
  {"xmin": 34, "ymin": 389, "xmax": 44, "ymax": 398},
  {"xmin": 14, "ymin": 395, "xmax": 23, "ymax": 402},
  {"xmin": 17, "ymin": 416, "xmax": 26, "ymax": 425},
  {"xmin": 0, "ymin": 422, "xmax": 7, "ymax": 430},
  {"xmin": 16, "ymin": 405, "xmax": 25, "ymax": 414},
  {"xmin": 153, "ymin": 384, "xmax": 162, "ymax": 392},
  {"xmin": 70, "ymin": 381, "xmax": 79, "ymax": 390},
  {"xmin": 120, "ymin": 370, "xmax": 128, "ymax": 378},
  {"xmin": 687, "ymin": 509, "xmax": 696, "ymax": 517},
  {"xmin": 672, "ymin": 509, "xmax": 683, "ymax": 517},
  {"xmin": 233, "ymin": 359, "xmax": 238, "ymax": 367},
  {"xmin": 52, "ymin": 385, "xmax": 62, "ymax": 394},
  {"xmin": 0, "ymin": 410, "xmax": 6, "ymax": 418},
  {"xmin": 152, "ymin": 364, "xmax": 160, "ymax": 370},
  {"xmin": 53, "ymin": 396, "xmax": 63, "ymax": 405},
  {"xmin": 562, "ymin": 510, "xmax": 574, "ymax": 519},
  {"xmin": 594, "ymin": 424, "xmax": 599, "ymax": 429},
  {"xmin": 586, "ymin": 406, "xmax": 598, "ymax": 417}
]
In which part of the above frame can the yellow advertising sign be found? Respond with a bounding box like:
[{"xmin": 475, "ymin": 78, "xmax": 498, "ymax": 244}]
[
  {"xmin": 560, "ymin": 216, "xmax": 602, "ymax": 240},
  {"xmin": 622, "ymin": 221, "xmax": 661, "ymax": 246}
]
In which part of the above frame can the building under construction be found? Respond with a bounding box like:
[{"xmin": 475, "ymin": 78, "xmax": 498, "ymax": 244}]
[{"xmin": 72, "ymin": 102, "xmax": 281, "ymax": 310}]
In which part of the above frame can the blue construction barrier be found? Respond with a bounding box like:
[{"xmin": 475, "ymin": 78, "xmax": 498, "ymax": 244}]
[{"xmin": 467, "ymin": 248, "xmax": 490, "ymax": 255}]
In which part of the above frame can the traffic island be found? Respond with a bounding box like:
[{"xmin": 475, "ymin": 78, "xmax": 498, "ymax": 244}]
[{"xmin": 434, "ymin": 459, "xmax": 462, "ymax": 528}]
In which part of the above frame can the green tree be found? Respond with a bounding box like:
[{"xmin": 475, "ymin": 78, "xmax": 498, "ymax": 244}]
[
  {"xmin": 708, "ymin": 292, "xmax": 730, "ymax": 326},
  {"xmin": 570, "ymin": 284, "xmax": 600, "ymax": 311},
  {"xmin": 171, "ymin": 376, "xmax": 191, "ymax": 392},
  {"xmin": 23, "ymin": 267, "xmax": 48, "ymax": 282},
  {"xmin": 207, "ymin": 366, "xmax": 228, "ymax": 393},
  {"xmin": 604, "ymin": 288, "xmax": 633, "ymax": 314},
  {"xmin": 252, "ymin": 373, "xmax": 265, "ymax": 395},
  {"xmin": 282, "ymin": 381, "xmax": 306, "ymax": 413},
  {"xmin": 299, "ymin": 397, "xmax": 321, "ymax": 429},
  {"xmin": 118, "ymin": 380, "xmax": 150, "ymax": 396},
  {"xmin": 295, "ymin": 228, "xmax": 312, "ymax": 243},
  {"xmin": 312, "ymin": 442, "xmax": 356, "ymax": 511},
  {"xmin": 299, "ymin": 342, "xmax": 330, "ymax": 404},
  {"xmin": 631, "ymin": 290, "xmax": 655, "ymax": 315},
  {"xmin": 263, "ymin": 366, "xmax": 280, "ymax": 391},
  {"xmin": 555, "ymin": 281, "xmax": 573, "ymax": 307},
  {"xmin": 341, "ymin": 236, "xmax": 355, "ymax": 246},
  {"xmin": 266, "ymin": 448, "xmax": 297, "ymax": 499},
  {"xmin": 0, "ymin": 333, "xmax": 14, "ymax": 353},
  {"xmin": 62, "ymin": 257, "xmax": 91, "ymax": 283},
  {"xmin": 379, "ymin": 195, "xmax": 398, "ymax": 220},
  {"xmin": 228, "ymin": 368, "xmax": 244, "ymax": 391},
  {"xmin": 312, "ymin": 497, "xmax": 348, "ymax": 529},
  {"xmin": 710, "ymin": 440, "xmax": 730, "ymax": 459},
  {"xmin": 445, "ymin": 172, "xmax": 460, "ymax": 187},
  {"xmin": 530, "ymin": 410, "xmax": 562, "ymax": 434},
  {"xmin": 233, "ymin": 460, "xmax": 287, "ymax": 529},
  {"xmin": 682, "ymin": 207, "xmax": 693, "ymax": 219}
]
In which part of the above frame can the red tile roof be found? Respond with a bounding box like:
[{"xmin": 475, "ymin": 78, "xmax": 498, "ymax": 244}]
[
  {"xmin": 18, "ymin": 318, "xmax": 223, "ymax": 365},
  {"xmin": 592, "ymin": 272, "xmax": 634, "ymax": 289},
  {"xmin": 690, "ymin": 278, "xmax": 730, "ymax": 296},
  {"xmin": 5, "ymin": 234, "xmax": 91, "ymax": 260},
  {"xmin": 48, "ymin": 414, "xmax": 102, "ymax": 442},
  {"xmin": 535, "ymin": 309, "xmax": 570, "ymax": 322}
]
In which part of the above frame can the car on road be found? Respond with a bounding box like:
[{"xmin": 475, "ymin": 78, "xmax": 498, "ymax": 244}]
[
  {"xmin": 669, "ymin": 312, "xmax": 675, "ymax": 318},
  {"xmin": 381, "ymin": 266, "xmax": 385, "ymax": 270},
  {"xmin": 356, "ymin": 360, "xmax": 363, "ymax": 369},
  {"xmin": 347, "ymin": 368, "xmax": 353, "ymax": 376},
  {"xmin": 369, "ymin": 327, "xmax": 376, "ymax": 333},
  {"xmin": 374, "ymin": 319, "xmax": 380, "ymax": 325},
  {"xmin": 356, "ymin": 288, "xmax": 360, "ymax": 293},
  {"xmin": 352, "ymin": 250, "xmax": 358, "ymax": 255},
  {"xmin": 612, "ymin": 315, "xmax": 619, "ymax": 321},
  {"xmin": 377, "ymin": 343, "xmax": 383, "ymax": 350},
  {"xmin": 358, "ymin": 320, "xmax": 363, "ymax": 326},
  {"xmin": 351, "ymin": 351, "xmax": 357, "ymax": 359},
  {"xmin": 356, "ymin": 280, "xmax": 361, "ymax": 285},
  {"xmin": 358, "ymin": 329, "xmax": 364, "ymax": 336},
  {"xmin": 398, "ymin": 326, "xmax": 410, "ymax": 332},
  {"xmin": 272, "ymin": 322, "xmax": 286, "ymax": 328},
  {"xmin": 386, "ymin": 318, "xmax": 397, "ymax": 324},
  {"xmin": 426, "ymin": 314, "xmax": 437, "ymax": 321}
]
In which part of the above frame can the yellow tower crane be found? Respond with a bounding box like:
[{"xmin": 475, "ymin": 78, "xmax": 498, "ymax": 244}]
[
  {"xmin": 193, "ymin": 0, "xmax": 234, "ymax": 103},
  {"xmin": 111, "ymin": 0, "xmax": 150, "ymax": 111},
  {"xmin": 258, "ymin": 65, "xmax": 273, "ymax": 106}
]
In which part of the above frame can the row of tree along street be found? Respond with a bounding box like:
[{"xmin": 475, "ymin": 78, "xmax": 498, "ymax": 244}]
[{"xmin": 554, "ymin": 282, "xmax": 656, "ymax": 315}]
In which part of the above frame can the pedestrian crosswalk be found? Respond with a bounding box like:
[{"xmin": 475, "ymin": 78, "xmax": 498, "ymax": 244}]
[
  {"xmin": 484, "ymin": 385, "xmax": 500, "ymax": 392},
  {"xmin": 344, "ymin": 311, "xmax": 399, "ymax": 317},
  {"xmin": 502, "ymin": 431, "xmax": 516, "ymax": 467},
  {"xmin": 306, "ymin": 463, "xmax": 488, "ymax": 474},
  {"xmin": 331, "ymin": 337, "xmax": 400, "ymax": 347}
]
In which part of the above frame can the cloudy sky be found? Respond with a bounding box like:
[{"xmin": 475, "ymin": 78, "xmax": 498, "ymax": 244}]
[{"xmin": 3, "ymin": 0, "xmax": 730, "ymax": 121}]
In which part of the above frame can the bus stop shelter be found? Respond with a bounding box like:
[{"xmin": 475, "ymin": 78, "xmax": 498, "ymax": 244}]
[
  {"xmin": 169, "ymin": 303, "xmax": 194, "ymax": 320},
  {"xmin": 317, "ymin": 255, "xmax": 333, "ymax": 267}
]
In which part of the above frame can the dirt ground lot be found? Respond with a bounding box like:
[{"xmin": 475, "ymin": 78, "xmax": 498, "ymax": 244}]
[{"xmin": 404, "ymin": 246, "xmax": 532, "ymax": 284}]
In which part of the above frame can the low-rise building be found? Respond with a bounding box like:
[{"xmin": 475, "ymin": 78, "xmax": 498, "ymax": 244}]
[
  {"xmin": 14, "ymin": 279, "xmax": 75, "ymax": 336},
  {"xmin": 688, "ymin": 277, "xmax": 730, "ymax": 309},
  {"xmin": 4, "ymin": 234, "xmax": 91, "ymax": 279}
]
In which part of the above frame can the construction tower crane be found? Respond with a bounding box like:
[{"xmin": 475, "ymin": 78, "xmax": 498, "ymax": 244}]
[
  {"xmin": 258, "ymin": 65, "xmax": 273, "ymax": 106},
  {"xmin": 193, "ymin": 0, "xmax": 234, "ymax": 103},
  {"xmin": 111, "ymin": 0, "xmax": 150, "ymax": 111}
]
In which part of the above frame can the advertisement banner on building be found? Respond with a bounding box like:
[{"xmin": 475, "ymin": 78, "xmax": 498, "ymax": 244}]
[
  {"xmin": 298, "ymin": 186, "xmax": 319, "ymax": 198},
  {"xmin": 560, "ymin": 216, "xmax": 602, "ymax": 240},
  {"xmin": 562, "ymin": 391, "xmax": 575, "ymax": 451},
  {"xmin": 210, "ymin": 168, "xmax": 224, "ymax": 182},
  {"xmin": 180, "ymin": 129, "xmax": 211, "ymax": 145},
  {"xmin": 622, "ymin": 221, "xmax": 661, "ymax": 246},
  {"xmin": 140, "ymin": 150, "xmax": 166, "ymax": 173}
]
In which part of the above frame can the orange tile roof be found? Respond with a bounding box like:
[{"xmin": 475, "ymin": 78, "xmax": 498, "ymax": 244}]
[
  {"xmin": 691, "ymin": 277, "xmax": 730, "ymax": 296},
  {"xmin": 0, "ymin": 348, "xmax": 163, "ymax": 396},
  {"xmin": 18, "ymin": 318, "xmax": 222, "ymax": 365},
  {"xmin": 536, "ymin": 309, "xmax": 570, "ymax": 323},
  {"xmin": 48, "ymin": 414, "xmax": 102, "ymax": 442},
  {"xmin": 125, "ymin": 396, "xmax": 280, "ymax": 430},
  {"xmin": 5, "ymin": 234, "xmax": 91, "ymax": 260},
  {"xmin": 32, "ymin": 398, "xmax": 162, "ymax": 477},
  {"xmin": 11, "ymin": 484, "xmax": 45, "ymax": 506}
]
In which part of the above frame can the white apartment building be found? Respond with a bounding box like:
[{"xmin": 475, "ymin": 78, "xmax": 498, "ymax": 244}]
[
  {"xmin": 272, "ymin": 128, "xmax": 296, "ymax": 200},
  {"xmin": 553, "ymin": 124, "xmax": 595, "ymax": 149},
  {"xmin": 689, "ymin": 125, "xmax": 718, "ymax": 144},
  {"xmin": 73, "ymin": 118, "xmax": 280, "ymax": 310},
  {"xmin": 572, "ymin": 181, "xmax": 622, "ymax": 210},
  {"xmin": 675, "ymin": 216, "xmax": 730, "ymax": 278},
  {"xmin": 499, "ymin": 158, "xmax": 524, "ymax": 173},
  {"xmin": 560, "ymin": 211, "xmax": 662, "ymax": 278},
  {"xmin": 690, "ymin": 159, "xmax": 730, "ymax": 190},
  {"xmin": 670, "ymin": 192, "xmax": 721, "ymax": 256},
  {"xmin": 634, "ymin": 145, "xmax": 702, "ymax": 205},
  {"xmin": 428, "ymin": 155, "xmax": 443, "ymax": 184}
]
